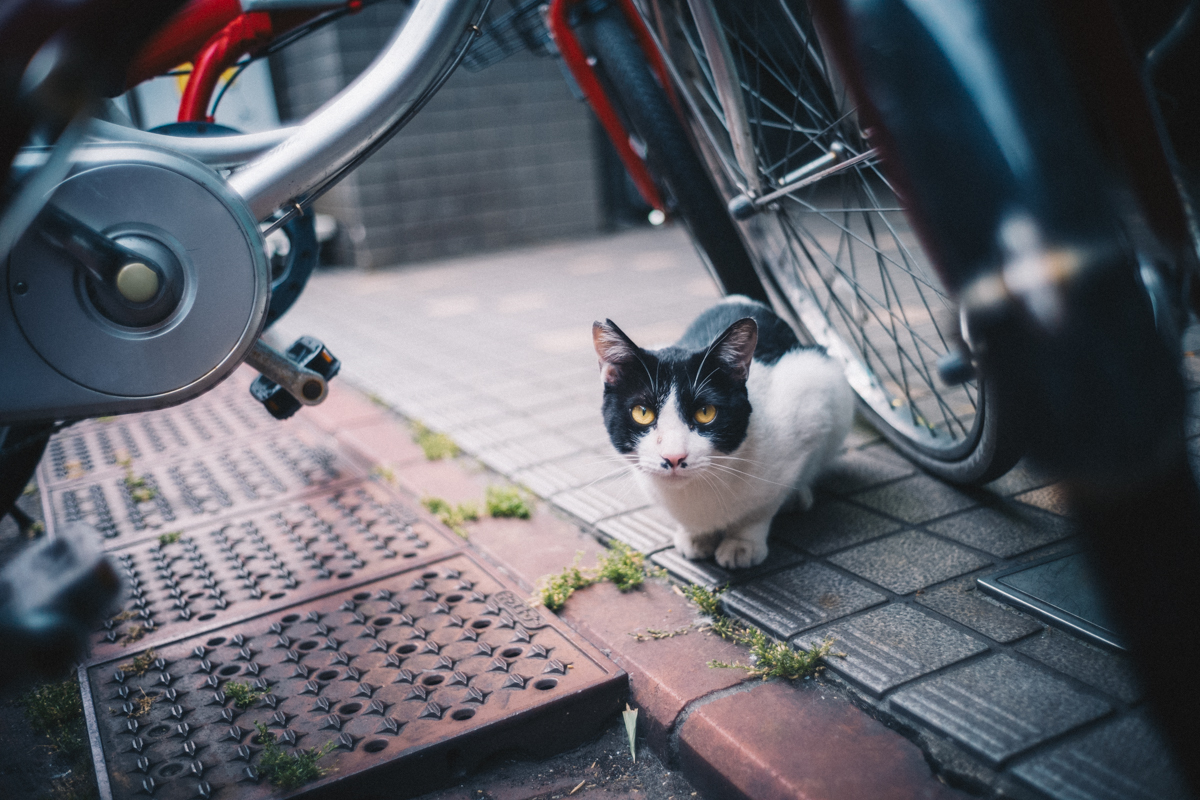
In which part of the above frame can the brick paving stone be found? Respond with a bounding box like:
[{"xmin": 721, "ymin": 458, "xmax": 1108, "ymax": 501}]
[
  {"xmin": 916, "ymin": 580, "xmax": 1042, "ymax": 643},
  {"xmin": 301, "ymin": 384, "xmax": 388, "ymax": 433},
  {"xmin": 854, "ymin": 474, "xmax": 979, "ymax": 524},
  {"xmin": 891, "ymin": 654, "xmax": 1112, "ymax": 765},
  {"xmin": 1015, "ymin": 483, "xmax": 1071, "ymax": 516},
  {"xmin": 650, "ymin": 544, "xmax": 806, "ymax": 594},
  {"xmin": 926, "ymin": 504, "xmax": 1074, "ymax": 558},
  {"xmin": 818, "ymin": 443, "xmax": 917, "ymax": 495},
  {"xmin": 389, "ymin": 457, "xmax": 491, "ymax": 506},
  {"xmin": 1015, "ymin": 628, "xmax": 1142, "ymax": 703},
  {"xmin": 559, "ymin": 580, "xmax": 750, "ymax": 755},
  {"xmin": 1012, "ymin": 711, "xmax": 1191, "ymax": 800},
  {"xmin": 798, "ymin": 604, "xmax": 988, "ymax": 696},
  {"xmin": 722, "ymin": 561, "xmax": 886, "ymax": 640},
  {"xmin": 829, "ymin": 530, "xmax": 992, "ymax": 595},
  {"xmin": 677, "ymin": 680, "xmax": 970, "ymax": 800},
  {"xmin": 475, "ymin": 430, "xmax": 582, "ymax": 474},
  {"xmin": 336, "ymin": 418, "xmax": 429, "ymax": 470},
  {"xmin": 510, "ymin": 449, "xmax": 625, "ymax": 498},
  {"xmin": 467, "ymin": 507, "xmax": 606, "ymax": 593},
  {"xmin": 552, "ymin": 477, "xmax": 651, "ymax": 525},
  {"xmin": 770, "ymin": 498, "xmax": 904, "ymax": 556},
  {"xmin": 596, "ymin": 505, "xmax": 676, "ymax": 553}
]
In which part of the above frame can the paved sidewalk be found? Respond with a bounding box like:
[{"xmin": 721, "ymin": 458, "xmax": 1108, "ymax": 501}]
[{"xmin": 274, "ymin": 226, "xmax": 1191, "ymax": 800}]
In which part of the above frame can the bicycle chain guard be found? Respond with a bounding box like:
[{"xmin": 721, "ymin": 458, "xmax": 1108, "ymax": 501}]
[{"xmin": 0, "ymin": 142, "xmax": 270, "ymax": 423}]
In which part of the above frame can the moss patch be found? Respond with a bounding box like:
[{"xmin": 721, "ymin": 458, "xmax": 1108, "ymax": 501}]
[
  {"xmin": 254, "ymin": 722, "xmax": 335, "ymax": 789},
  {"xmin": 422, "ymin": 496, "xmax": 479, "ymax": 538},
  {"xmin": 485, "ymin": 485, "xmax": 532, "ymax": 519},
  {"xmin": 411, "ymin": 422, "xmax": 459, "ymax": 460}
]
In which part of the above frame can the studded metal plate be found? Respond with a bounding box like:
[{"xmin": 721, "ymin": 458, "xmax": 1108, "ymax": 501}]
[
  {"xmin": 39, "ymin": 371, "xmax": 278, "ymax": 489},
  {"xmin": 45, "ymin": 428, "xmax": 360, "ymax": 545},
  {"xmin": 82, "ymin": 552, "xmax": 625, "ymax": 800},
  {"xmin": 90, "ymin": 483, "xmax": 459, "ymax": 662}
]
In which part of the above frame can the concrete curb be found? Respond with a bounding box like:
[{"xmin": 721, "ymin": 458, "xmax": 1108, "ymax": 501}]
[{"xmin": 302, "ymin": 385, "xmax": 969, "ymax": 800}]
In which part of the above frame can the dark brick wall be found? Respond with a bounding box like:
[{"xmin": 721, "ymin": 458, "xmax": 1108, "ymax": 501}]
[{"xmin": 270, "ymin": 2, "xmax": 603, "ymax": 268}]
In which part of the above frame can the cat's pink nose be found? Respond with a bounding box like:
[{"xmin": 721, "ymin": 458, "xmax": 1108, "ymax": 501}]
[{"xmin": 662, "ymin": 454, "xmax": 688, "ymax": 470}]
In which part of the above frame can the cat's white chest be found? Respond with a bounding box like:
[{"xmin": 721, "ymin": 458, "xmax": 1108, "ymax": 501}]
[{"xmin": 640, "ymin": 349, "xmax": 853, "ymax": 535}]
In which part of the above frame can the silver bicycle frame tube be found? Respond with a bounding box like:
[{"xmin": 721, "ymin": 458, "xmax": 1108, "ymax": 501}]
[
  {"xmin": 87, "ymin": 120, "xmax": 297, "ymax": 168},
  {"xmin": 86, "ymin": 0, "xmax": 482, "ymax": 220},
  {"xmin": 229, "ymin": 0, "xmax": 483, "ymax": 220}
]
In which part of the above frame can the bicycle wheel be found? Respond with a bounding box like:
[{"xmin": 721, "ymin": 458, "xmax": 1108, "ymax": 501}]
[
  {"xmin": 580, "ymin": 5, "xmax": 768, "ymax": 303},
  {"xmin": 646, "ymin": 0, "xmax": 1022, "ymax": 484}
]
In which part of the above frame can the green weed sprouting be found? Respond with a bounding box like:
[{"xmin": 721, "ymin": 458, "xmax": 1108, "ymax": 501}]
[
  {"xmin": 157, "ymin": 531, "xmax": 182, "ymax": 546},
  {"xmin": 596, "ymin": 542, "xmax": 651, "ymax": 591},
  {"xmin": 422, "ymin": 496, "xmax": 479, "ymax": 538},
  {"xmin": 254, "ymin": 721, "xmax": 335, "ymax": 789},
  {"xmin": 537, "ymin": 543, "xmax": 655, "ymax": 611},
  {"xmin": 485, "ymin": 485, "xmax": 532, "ymax": 519},
  {"xmin": 685, "ymin": 585, "xmax": 837, "ymax": 680},
  {"xmin": 223, "ymin": 681, "xmax": 264, "ymax": 709},
  {"xmin": 538, "ymin": 557, "xmax": 594, "ymax": 612},
  {"xmin": 411, "ymin": 421, "xmax": 459, "ymax": 460}
]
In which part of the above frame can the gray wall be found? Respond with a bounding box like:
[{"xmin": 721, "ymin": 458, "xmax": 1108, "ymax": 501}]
[{"xmin": 271, "ymin": 3, "xmax": 604, "ymax": 268}]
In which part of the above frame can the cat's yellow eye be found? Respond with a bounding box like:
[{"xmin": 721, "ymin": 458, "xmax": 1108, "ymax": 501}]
[
  {"xmin": 631, "ymin": 405, "xmax": 656, "ymax": 426},
  {"xmin": 693, "ymin": 405, "xmax": 717, "ymax": 424}
]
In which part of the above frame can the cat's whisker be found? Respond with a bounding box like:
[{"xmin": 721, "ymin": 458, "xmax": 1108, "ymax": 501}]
[{"xmin": 704, "ymin": 462, "xmax": 796, "ymax": 489}]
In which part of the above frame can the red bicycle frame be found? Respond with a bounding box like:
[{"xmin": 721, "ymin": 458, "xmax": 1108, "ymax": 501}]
[
  {"xmin": 547, "ymin": 0, "xmax": 678, "ymax": 213},
  {"xmin": 126, "ymin": 0, "xmax": 351, "ymax": 124}
]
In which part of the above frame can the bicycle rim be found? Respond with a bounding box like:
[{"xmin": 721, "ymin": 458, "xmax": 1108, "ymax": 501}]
[{"xmin": 650, "ymin": 0, "xmax": 1018, "ymax": 479}]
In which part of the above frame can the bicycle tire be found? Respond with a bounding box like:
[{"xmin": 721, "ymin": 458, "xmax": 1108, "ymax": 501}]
[
  {"xmin": 645, "ymin": 0, "xmax": 1022, "ymax": 484},
  {"xmin": 581, "ymin": 6, "xmax": 768, "ymax": 303}
]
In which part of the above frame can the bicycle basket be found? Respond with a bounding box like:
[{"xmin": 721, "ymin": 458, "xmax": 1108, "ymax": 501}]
[{"xmin": 462, "ymin": 0, "xmax": 555, "ymax": 72}]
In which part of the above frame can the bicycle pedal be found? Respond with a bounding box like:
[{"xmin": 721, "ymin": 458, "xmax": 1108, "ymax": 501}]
[{"xmin": 249, "ymin": 335, "xmax": 341, "ymax": 420}]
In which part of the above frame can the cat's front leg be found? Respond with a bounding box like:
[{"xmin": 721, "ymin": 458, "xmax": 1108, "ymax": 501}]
[
  {"xmin": 675, "ymin": 527, "xmax": 719, "ymax": 560},
  {"xmin": 714, "ymin": 516, "xmax": 772, "ymax": 568}
]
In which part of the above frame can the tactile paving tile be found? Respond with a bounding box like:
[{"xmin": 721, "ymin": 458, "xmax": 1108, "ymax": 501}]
[
  {"xmin": 1012, "ymin": 711, "xmax": 1191, "ymax": 800},
  {"xmin": 81, "ymin": 552, "xmax": 625, "ymax": 800},
  {"xmin": 90, "ymin": 483, "xmax": 458, "ymax": 662},
  {"xmin": 47, "ymin": 429, "xmax": 360, "ymax": 545},
  {"xmin": 890, "ymin": 653, "xmax": 1110, "ymax": 765},
  {"xmin": 39, "ymin": 373, "xmax": 278, "ymax": 489}
]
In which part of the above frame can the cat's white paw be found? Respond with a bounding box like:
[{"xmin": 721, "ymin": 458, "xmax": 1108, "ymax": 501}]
[
  {"xmin": 715, "ymin": 538, "xmax": 769, "ymax": 569},
  {"xmin": 676, "ymin": 529, "xmax": 718, "ymax": 560}
]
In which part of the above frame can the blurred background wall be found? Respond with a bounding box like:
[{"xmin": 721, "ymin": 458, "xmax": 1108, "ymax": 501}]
[{"xmin": 267, "ymin": 1, "xmax": 609, "ymax": 268}]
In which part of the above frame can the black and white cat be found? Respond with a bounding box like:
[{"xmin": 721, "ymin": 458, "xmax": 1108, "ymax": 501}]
[{"xmin": 593, "ymin": 296, "xmax": 853, "ymax": 568}]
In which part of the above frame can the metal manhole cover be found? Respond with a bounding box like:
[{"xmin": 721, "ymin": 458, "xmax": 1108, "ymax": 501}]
[
  {"xmin": 89, "ymin": 483, "xmax": 460, "ymax": 662},
  {"xmin": 82, "ymin": 552, "xmax": 626, "ymax": 800},
  {"xmin": 41, "ymin": 372, "xmax": 278, "ymax": 487},
  {"xmin": 45, "ymin": 430, "xmax": 361, "ymax": 545}
]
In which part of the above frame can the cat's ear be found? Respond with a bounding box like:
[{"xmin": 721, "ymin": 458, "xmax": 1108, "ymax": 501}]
[
  {"xmin": 710, "ymin": 317, "xmax": 758, "ymax": 382},
  {"xmin": 593, "ymin": 319, "xmax": 639, "ymax": 385}
]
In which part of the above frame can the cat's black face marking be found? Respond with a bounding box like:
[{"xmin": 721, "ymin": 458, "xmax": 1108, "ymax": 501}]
[{"xmin": 594, "ymin": 318, "xmax": 754, "ymax": 456}]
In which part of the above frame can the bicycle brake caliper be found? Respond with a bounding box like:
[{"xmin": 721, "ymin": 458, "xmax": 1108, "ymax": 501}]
[{"xmin": 245, "ymin": 335, "xmax": 341, "ymax": 420}]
